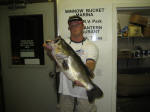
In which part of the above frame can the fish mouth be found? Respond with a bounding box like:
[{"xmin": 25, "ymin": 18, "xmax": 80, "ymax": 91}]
[
  {"xmin": 43, "ymin": 40, "xmax": 54, "ymax": 50},
  {"xmin": 46, "ymin": 40, "xmax": 53, "ymax": 43}
]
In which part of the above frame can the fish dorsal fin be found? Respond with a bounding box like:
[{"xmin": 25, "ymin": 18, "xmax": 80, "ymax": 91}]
[{"xmin": 57, "ymin": 35, "xmax": 62, "ymax": 38}]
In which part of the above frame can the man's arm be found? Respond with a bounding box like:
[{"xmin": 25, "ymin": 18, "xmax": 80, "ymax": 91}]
[{"xmin": 86, "ymin": 59, "xmax": 96, "ymax": 78}]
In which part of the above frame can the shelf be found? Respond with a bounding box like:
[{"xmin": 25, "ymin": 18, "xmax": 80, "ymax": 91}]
[
  {"xmin": 118, "ymin": 36, "xmax": 150, "ymax": 39},
  {"xmin": 118, "ymin": 57, "xmax": 150, "ymax": 59},
  {"xmin": 117, "ymin": 67, "xmax": 150, "ymax": 74}
]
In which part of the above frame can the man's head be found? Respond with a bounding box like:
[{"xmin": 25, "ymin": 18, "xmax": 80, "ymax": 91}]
[
  {"xmin": 68, "ymin": 15, "xmax": 84, "ymax": 37},
  {"xmin": 68, "ymin": 15, "xmax": 83, "ymax": 26}
]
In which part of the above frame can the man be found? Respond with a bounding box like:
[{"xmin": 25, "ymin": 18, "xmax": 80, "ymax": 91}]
[{"xmin": 58, "ymin": 15, "xmax": 99, "ymax": 112}]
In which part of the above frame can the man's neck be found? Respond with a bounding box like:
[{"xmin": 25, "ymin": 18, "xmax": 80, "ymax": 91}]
[{"xmin": 70, "ymin": 36, "xmax": 84, "ymax": 43}]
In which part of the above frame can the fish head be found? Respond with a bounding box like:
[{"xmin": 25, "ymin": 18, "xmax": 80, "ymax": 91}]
[{"xmin": 45, "ymin": 36, "xmax": 69, "ymax": 57}]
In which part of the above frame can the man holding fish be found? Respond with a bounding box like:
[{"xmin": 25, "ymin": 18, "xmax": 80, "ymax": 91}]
[{"xmin": 43, "ymin": 15, "xmax": 103, "ymax": 112}]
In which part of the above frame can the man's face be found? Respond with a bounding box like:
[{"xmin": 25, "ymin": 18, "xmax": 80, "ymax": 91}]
[{"xmin": 68, "ymin": 21, "xmax": 84, "ymax": 37}]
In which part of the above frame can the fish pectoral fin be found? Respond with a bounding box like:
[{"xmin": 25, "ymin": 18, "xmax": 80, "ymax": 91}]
[
  {"xmin": 62, "ymin": 60, "xmax": 69, "ymax": 70},
  {"xmin": 89, "ymin": 72, "xmax": 95, "ymax": 79}
]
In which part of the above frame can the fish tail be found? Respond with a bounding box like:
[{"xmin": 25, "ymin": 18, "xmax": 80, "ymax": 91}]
[{"xmin": 87, "ymin": 84, "xmax": 103, "ymax": 103}]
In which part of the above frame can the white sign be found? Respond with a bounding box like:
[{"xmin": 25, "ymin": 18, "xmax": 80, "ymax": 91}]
[
  {"xmin": 61, "ymin": 8, "xmax": 106, "ymax": 41},
  {"xmin": 24, "ymin": 59, "xmax": 40, "ymax": 65},
  {"xmin": 20, "ymin": 52, "xmax": 35, "ymax": 57}
]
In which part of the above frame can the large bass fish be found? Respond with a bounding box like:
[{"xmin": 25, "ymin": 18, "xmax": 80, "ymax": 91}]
[{"xmin": 43, "ymin": 37, "xmax": 103, "ymax": 103}]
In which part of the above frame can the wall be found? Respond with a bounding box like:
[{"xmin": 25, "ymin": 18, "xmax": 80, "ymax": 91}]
[
  {"xmin": 118, "ymin": 14, "xmax": 130, "ymax": 29},
  {"xmin": 57, "ymin": 0, "xmax": 150, "ymax": 112},
  {"xmin": 0, "ymin": 55, "xmax": 3, "ymax": 112},
  {"xmin": 57, "ymin": 0, "xmax": 114, "ymax": 112},
  {"xmin": 0, "ymin": 8, "xmax": 3, "ymax": 112}
]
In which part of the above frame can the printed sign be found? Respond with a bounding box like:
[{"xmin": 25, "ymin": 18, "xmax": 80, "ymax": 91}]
[{"xmin": 62, "ymin": 8, "xmax": 106, "ymax": 41}]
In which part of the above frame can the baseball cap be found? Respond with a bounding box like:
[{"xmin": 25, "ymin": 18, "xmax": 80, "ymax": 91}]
[{"xmin": 68, "ymin": 15, "xmax": 83, "ymax": 26}]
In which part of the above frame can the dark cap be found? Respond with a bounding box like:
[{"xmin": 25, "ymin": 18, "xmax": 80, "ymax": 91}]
[{"xmin": 68, "ymin": 15, "xmax": 83, "ymax": 25}]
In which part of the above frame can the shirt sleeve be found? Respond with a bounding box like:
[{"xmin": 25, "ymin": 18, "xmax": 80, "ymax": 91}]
[{"xmin": 86, "ymin": 42, "xmax": 99, "ymax": 62}]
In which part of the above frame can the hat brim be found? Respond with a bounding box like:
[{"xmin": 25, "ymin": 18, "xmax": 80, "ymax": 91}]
[{"xmin": 68, "ymin": 21, "xmax": 83, "ymax": 26}]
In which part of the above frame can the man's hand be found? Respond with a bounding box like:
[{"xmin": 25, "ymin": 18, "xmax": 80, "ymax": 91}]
[
  {"xmin": 74, "ymin": 80, "xmax": 84, "ymax": 87},
  {"xmin": 43, "ymin": 43, "xmax": 53, "ymax": 59}
]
